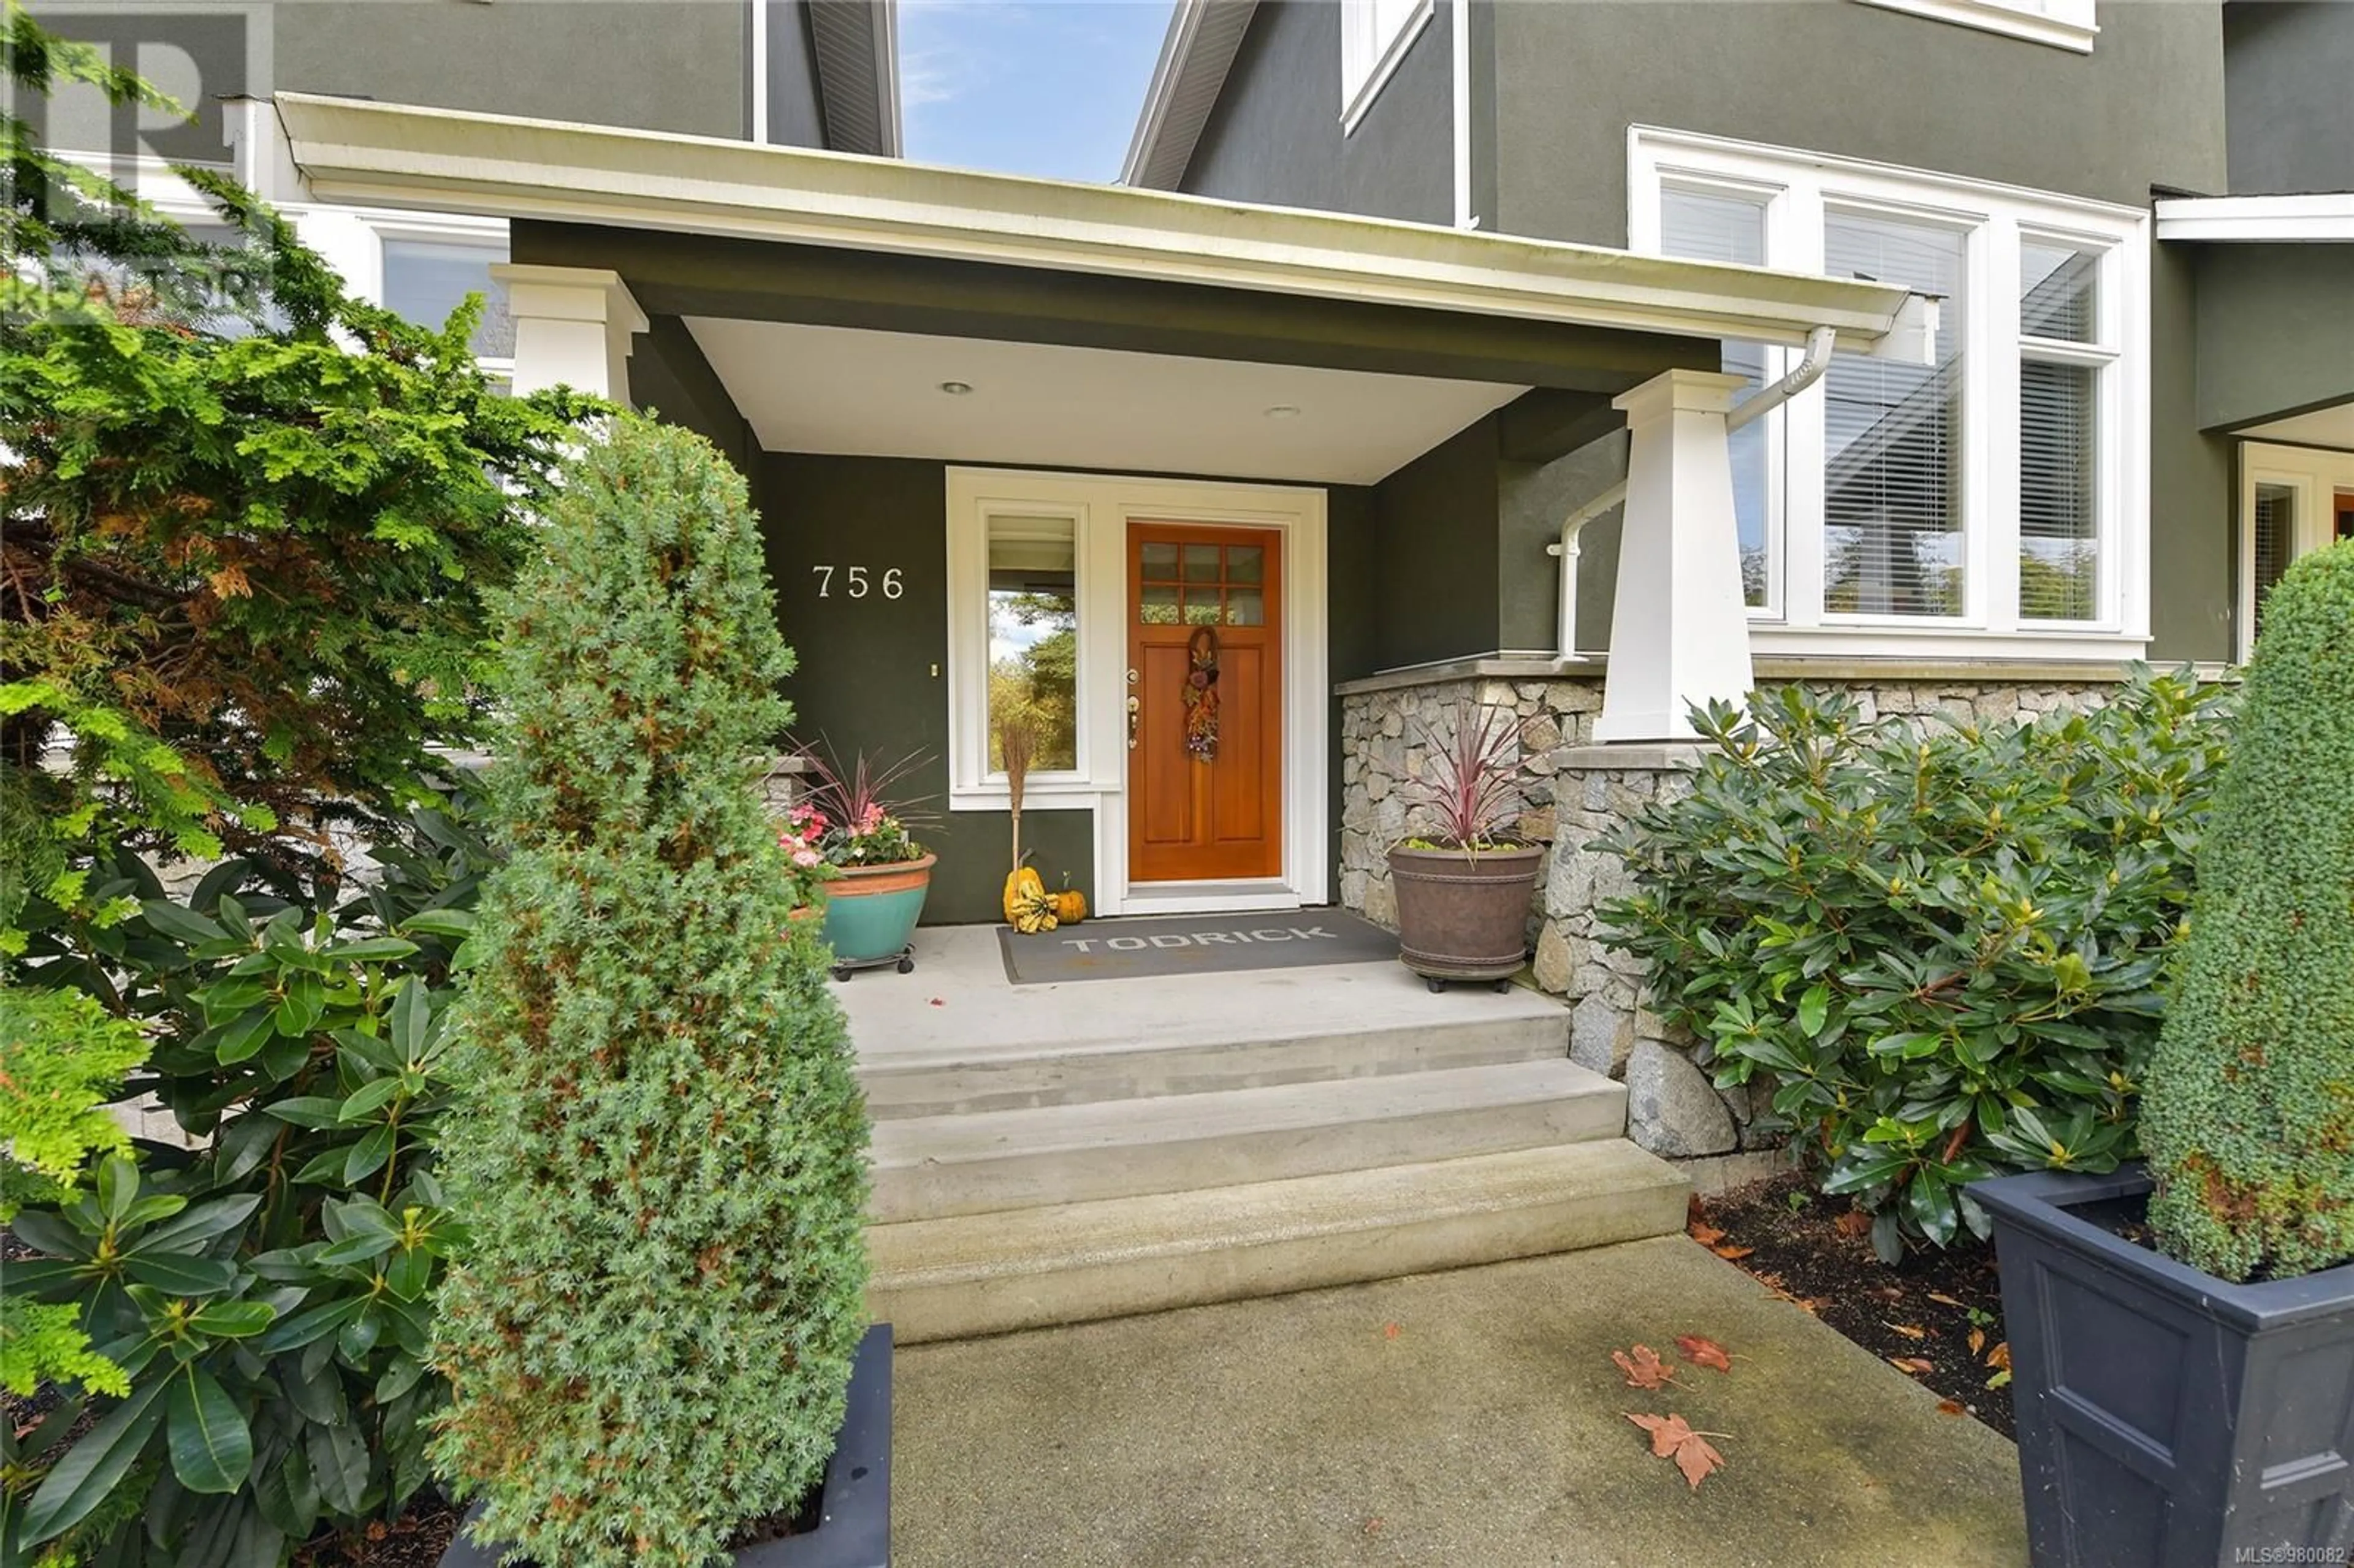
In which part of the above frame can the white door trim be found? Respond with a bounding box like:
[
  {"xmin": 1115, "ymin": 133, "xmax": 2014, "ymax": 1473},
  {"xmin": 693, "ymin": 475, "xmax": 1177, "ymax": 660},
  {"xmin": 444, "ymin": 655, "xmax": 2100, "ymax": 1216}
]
[
  {"xmin": 943, "ymin": 466, "xmax": 1329, "ymax": 917},
  {"xmin": 2238, "ymin": 440, "xmax": 2354, "ymax": 662}
]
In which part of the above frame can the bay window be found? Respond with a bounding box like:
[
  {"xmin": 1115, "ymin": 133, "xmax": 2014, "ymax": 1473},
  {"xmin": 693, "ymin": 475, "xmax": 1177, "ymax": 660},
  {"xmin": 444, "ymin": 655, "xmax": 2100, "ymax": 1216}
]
[{"xmin": 1632, "ymin": 128, "xmax": 2149, "ymax": 659}]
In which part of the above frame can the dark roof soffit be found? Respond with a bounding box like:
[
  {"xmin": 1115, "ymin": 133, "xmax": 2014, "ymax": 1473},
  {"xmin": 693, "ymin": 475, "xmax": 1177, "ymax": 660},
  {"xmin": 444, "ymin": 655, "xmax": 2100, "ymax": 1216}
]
[
  {"xmin": 809, "ymin": 0, "xmax": 902, "ymax": 159},
  {"xmin": 1122, "ymin": 0, "xmax": 1259, "ymax": 189}
]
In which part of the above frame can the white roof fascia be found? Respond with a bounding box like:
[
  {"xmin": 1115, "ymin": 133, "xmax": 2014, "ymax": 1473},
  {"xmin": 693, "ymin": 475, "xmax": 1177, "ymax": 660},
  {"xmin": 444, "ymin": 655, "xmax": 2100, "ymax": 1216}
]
[
  {"xmin": 2156, "ymin": 194, "xmax": 2354, "ymax": 243},
  {"xmin": 272, "ymin": 93, "xmax": 1916, "ymax": 354}
]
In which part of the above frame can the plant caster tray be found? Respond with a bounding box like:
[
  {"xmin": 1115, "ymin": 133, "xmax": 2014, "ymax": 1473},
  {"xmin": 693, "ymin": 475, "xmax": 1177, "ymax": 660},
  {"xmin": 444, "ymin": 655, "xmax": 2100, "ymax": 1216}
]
[{"xmin": 831, "ymin": 946, "xmax": 915, "ymax": 982}]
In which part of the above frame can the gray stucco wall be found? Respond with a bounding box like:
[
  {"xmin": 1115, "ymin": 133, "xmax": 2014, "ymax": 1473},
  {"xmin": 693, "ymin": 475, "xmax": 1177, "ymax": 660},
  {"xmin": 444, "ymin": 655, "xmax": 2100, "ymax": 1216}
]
[
  {"xmin": 29, "ymin": 1, "xmax": 755, "ymax": 156},
  {"xmin": 2150, "ymin": 242, "xmax": 2235, "ymax": 666},
  {"xmin": 2225, "ymin": 1, "xmax": 2354, "ymax": 196},
  {"xmin": 1180, "ymin": 0, "xmax": 1453, "ymax": 226},
  {"xmin": 1488, "ymin": 0, "xmax": 2225, "ymax": 246}
]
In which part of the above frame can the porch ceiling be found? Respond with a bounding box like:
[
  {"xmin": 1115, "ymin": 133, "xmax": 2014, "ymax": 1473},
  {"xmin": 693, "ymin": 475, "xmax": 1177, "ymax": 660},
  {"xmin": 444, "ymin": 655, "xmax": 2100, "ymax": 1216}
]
[
  {"xmin": 2241, "ymin": 401, "xmax": 2354, "ymax": 451},
  {"xmin": 684, "ymin": 319, "xmax": 1526, "ymax": 485}
]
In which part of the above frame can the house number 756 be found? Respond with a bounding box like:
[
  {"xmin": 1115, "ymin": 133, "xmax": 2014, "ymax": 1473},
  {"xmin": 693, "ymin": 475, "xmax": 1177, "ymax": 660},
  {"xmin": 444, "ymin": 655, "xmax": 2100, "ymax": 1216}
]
[{"xmin": 810, "ymin": 565, "xmax": 903, "ymax": 600}]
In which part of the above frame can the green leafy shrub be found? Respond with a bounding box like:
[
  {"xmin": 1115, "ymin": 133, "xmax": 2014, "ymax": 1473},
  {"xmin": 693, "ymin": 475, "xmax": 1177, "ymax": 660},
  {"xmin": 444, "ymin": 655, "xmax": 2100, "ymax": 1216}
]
[
  {"xmin": 430, "ymin": 416, "xmax": 870, "ymax": 1566},
  {"xmin": 1599, "ymin": 672, "xmax": 2233, "ymax": 1260},
  {"xmin": 2144, "ymin": 545, "xmax": 2354, "ymax": 1282},
  {"xmin": 2, "ymin": 799, "xmax": 492, "ymax": 1566}
]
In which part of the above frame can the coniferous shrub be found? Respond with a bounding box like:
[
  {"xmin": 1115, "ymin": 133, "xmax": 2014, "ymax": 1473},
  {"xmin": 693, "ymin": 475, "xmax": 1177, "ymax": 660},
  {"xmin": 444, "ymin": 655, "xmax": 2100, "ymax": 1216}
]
[
  {"xmin": 430, "ymin": 416, "xmax": 869, "ymax": 1565},
  {"xmin": 2144, "ymin": 542, "xmax": 2354, "ymax": 1282}
]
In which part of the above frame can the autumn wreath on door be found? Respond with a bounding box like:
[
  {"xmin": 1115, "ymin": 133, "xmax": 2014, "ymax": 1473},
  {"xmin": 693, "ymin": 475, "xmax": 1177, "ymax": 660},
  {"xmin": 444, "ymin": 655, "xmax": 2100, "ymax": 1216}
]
[{"xmin": 1183, "ymin": 626, "xmax": 1220, "ymax": 762}]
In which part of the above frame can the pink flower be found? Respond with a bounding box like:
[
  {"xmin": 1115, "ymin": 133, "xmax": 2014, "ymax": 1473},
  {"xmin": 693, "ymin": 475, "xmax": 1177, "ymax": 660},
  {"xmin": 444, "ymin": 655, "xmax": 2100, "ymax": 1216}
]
[
  {"xmin": 856, "ymin": 804, "xmax": 885, "ymax": 837},
  {"xmin": 792, "ymin": 847, "xmax": 821, "ymax": 869}
]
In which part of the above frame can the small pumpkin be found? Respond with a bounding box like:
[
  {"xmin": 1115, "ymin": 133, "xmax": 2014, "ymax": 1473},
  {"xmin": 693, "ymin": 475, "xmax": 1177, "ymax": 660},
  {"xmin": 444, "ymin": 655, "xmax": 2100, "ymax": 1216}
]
[{"xmin": 1052, "ymin": 889, "xmax": 1087, "ymax": 925}]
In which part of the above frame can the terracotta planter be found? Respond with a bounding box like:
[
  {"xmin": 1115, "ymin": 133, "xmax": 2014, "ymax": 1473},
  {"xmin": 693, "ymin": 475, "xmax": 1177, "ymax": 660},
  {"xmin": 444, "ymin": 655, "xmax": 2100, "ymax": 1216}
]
[
  {"xmin": 818, "ymin": 854, "xmax": 934, "ymax": 978},
  {"xmin": 1385, "ymin": 842, "xmax": 1544, "ymax": 991}
]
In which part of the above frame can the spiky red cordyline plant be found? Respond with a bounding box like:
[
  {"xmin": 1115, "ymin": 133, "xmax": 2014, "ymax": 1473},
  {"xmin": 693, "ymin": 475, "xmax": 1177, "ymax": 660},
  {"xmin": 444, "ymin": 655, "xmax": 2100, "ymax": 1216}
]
[
  {"xmin": 794, "ymin": 736, "xmax": 940, "ymax": 866},
  {"xmin": 1405, "ymin": 701, "xmax": 1528, "ymax": 854}
]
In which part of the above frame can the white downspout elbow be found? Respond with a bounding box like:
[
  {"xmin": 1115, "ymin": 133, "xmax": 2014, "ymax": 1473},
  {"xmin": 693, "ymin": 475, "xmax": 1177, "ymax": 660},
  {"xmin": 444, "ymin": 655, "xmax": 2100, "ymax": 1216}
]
[{"xmin": 1545, "ymin": 322, "xmax": 1840, "ymax": 661}]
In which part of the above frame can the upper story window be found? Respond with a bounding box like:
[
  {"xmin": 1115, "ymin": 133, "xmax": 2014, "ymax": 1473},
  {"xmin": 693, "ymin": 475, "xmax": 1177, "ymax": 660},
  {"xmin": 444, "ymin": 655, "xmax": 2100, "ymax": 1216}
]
[
  {"xmin": 1855, "ymin": 0, "xmax": 2098, "ymax": 53},
  {"xmin": 1340, "ymin": 0, "xmax": 1434, "ymax": 132},
  {"xmin": 1631, "ymin": 127, "xmax": 2149, "ymax": 660}
]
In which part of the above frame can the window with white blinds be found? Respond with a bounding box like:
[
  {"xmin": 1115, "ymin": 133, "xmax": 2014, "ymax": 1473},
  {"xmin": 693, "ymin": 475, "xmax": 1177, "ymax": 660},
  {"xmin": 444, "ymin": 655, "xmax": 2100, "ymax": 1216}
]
[
  {"xmin": 1629, "ymin": 129, "xmax": 2150, "ymax": 656},
  {"xmin": 2250, "ymin": 483, "xmax": 2296, "ymax": 644},
  {"xmin": 1660, "ymin": 186, "xmax": 1773, "ymax": 607},
  {"xmin": 1822, "ymin": 211, "xmax": 1967, "ymax": 617}
]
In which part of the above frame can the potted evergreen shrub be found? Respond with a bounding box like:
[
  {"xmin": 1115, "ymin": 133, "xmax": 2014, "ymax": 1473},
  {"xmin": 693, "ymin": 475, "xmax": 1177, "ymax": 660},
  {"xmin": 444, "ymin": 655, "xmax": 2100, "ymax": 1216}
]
[
  {"xmin": 786, "ymin": 744, "xmax": 935, "ymax": 980},
  {"xmin": 431, "ymin": 416, "xmax": 888, "ymax": 1567},
  {"xmin": 1973, "ymin": 542, "xmax": 2354, "ymax": 1568},
  {"xmin": 1386, "ymin": 702, "xmax": 1543, "ymax": 992}
]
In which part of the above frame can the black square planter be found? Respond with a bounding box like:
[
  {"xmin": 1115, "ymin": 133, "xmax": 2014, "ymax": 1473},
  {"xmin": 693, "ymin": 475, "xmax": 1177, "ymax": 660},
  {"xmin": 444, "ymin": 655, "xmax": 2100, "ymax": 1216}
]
[
  {"xmin": 439, "ymin": 1322, "xmax": 893, "ymax": 1568},
  {"xmin": 1973, "ymin": 1168, "xmax": 2354, "ymax": 1567}
]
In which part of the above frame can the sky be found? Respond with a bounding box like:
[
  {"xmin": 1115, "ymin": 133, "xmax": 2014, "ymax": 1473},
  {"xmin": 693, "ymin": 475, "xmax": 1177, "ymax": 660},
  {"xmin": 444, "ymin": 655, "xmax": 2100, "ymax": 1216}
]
[{"xmin": 899, "ymin": 1, "xmax": 1177, "ymax": 184}]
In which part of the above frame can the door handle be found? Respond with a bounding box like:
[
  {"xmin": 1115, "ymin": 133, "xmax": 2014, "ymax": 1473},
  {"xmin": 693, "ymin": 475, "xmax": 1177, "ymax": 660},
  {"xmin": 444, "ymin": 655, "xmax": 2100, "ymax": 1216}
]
[{"xmin": 1126, "ymin": 694, "xmax": 1141, "ymax": 749}]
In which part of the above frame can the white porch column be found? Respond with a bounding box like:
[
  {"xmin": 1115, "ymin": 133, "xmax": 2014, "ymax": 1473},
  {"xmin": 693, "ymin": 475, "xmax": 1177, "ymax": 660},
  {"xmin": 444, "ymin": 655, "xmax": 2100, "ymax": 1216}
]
[
  {"xmin": 489, "ymin": 265, "xmax": 649, "ymax": 405},
  {"xmin": 1592, "ymin": 368, "xmax": 1755, "ymax": 744}
]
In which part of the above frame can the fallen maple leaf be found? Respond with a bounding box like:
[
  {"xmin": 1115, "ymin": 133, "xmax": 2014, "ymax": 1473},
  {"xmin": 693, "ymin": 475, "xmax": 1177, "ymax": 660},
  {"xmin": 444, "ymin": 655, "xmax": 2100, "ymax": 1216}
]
[
  {"xmin": 1889, "ymin": 1356, "xmax": 1936, "ymax": 1376},
  {"xmin": 1383, "ymin": 1322, "xmax": 1402, "ymax": 1340},
  {"xmin": 1625, "ymin": 1411, "xmax": 1727, "ymax": 1490},
  {"xmin": 1834, "ymin": 1209, "xmax": 1873, "ymax": 1239},
  {"xmin": 1937, "ymin": 1399, "xmax": 1967, "ymax": 1417},
  {"xmin": 1687, "ymin": 1219, "xmax": 1727, "ymax": 1246},
  {"xmin": 928, "ymin": 998, "xmax": 946, "ymax": 1008},
  {"xmin": 1985, "ymin": 1341, "xmax": 2011, "ymax": 1371},
  {"xmin": 1967, "ymin": 1326, "xmax": 1987, "ymax": 1356},
  {"xmin": 1675, "ymin": 1334, "xmax": 1734, "ymax": 1374},
  {"xmin": 1613, "ymin": 1344, "xmax": 1677, "ymax": 1390},
  {"xmin": 1708, "ymin": 1243, "xmax": 1756, "ymax": 1261}
]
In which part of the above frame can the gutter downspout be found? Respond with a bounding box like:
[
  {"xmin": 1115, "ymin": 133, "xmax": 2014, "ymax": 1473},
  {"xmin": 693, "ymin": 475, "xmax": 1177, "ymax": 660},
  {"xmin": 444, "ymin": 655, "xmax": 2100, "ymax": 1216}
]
[
  {"xmin": 1545, "ymin": 322, "xmax": 1837, "ymax": 659},
  {"xmin": 1451, "ymin": 0, "xmax": 1476, "ymax": 229}
]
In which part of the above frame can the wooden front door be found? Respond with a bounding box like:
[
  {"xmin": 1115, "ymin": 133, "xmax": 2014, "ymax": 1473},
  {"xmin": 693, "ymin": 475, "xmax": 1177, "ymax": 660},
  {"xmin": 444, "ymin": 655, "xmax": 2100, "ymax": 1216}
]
[{"xmin": 1127, "ymin": 523, "xmax": 1283, "ymax": 883}]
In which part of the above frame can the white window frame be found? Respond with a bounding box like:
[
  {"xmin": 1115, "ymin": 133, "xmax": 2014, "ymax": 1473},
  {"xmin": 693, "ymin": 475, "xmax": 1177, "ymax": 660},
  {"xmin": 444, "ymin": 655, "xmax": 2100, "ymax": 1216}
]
[
  {"xmin": 1340, "ymin": 0, "xmax": 1435, "ymax": 134},
  {"xmin": 1630, "ymin": 126, "xmax": 2150, "ymax": 663},
  {"xmin": 945, "ymin": 467, "xmax": 1330, "ymax": 916},
  {"xmin": 2238, "ymin": 441, "xmax": 2354, "ymax": 663},
  {"xmin": 1855, "ymin": 0, "xmax": 2098, "ymax": 54}
]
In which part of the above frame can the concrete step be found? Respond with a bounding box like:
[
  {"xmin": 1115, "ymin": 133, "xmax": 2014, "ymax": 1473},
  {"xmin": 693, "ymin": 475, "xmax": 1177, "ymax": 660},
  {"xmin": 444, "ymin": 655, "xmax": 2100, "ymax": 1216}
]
[
  {"xmin": 869, "ymin": 1139, "xmax": 1690, "ymax": 1343},
  {"xmin": 869, "ymin": 1059, "xmax": 1624, "ymax": 1223},
  {"xmin": 858, "ymin": 1005, "xmax": 1570, "ymax": 1120}
]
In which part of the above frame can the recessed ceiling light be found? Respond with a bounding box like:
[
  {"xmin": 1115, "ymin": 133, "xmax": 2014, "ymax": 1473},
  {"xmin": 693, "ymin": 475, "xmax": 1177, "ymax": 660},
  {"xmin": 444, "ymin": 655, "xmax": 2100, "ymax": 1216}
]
[
  {"xmin": 1263, "ymin": 404, "xmax": 1301, "ymax": 419},
  {"xmin": 939, "ymin": 380, "xmax": 973, "ymax": 395}
]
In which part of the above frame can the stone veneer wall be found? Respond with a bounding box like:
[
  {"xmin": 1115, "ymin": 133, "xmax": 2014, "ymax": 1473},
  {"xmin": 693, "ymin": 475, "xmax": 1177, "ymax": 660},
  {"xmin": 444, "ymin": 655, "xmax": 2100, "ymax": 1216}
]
[{"xmin": 1338, "ymin": 666, "xmax": 2120, "ymax": 1167}]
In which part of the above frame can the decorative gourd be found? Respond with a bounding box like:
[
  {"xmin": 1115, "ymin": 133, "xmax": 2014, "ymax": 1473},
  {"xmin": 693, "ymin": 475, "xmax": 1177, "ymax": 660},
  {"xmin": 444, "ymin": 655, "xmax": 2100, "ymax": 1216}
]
[
  {"xmin": 1053, "ymin": 889, "xmax": 1087, "ymax": 924},
  {"xmin": 1002, "ymin": 866, "xmax": 1045, "ymax": 924},
  {"xmin": 1008, "ymin": 879, "xmax": 1060, "ymax": 935}
]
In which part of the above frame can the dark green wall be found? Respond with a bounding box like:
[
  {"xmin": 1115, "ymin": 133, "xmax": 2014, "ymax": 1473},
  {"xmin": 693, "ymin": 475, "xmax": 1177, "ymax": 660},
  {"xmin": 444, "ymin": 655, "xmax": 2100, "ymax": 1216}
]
[
  {"xmin": 631, "ymin": 316, "xmax": 758, "ymax": 478},
  {"xmin": 2225, "ymin": 1, "xmax": 2354, "ymax": 196},
  {"xmin": 1181, "ymin": 0, "xmax": 1453, "ymax": 224},
  {"xmin": 1371, "ymin": 417, "xmax": 1503, "ymax": 668},
  {"xmin": 2153, "ymin": 242, "xmax": 2236, "ymax": 666},
  {"xmin": 1489, "ymin": 1, "xmax": 2226, "ymax": 246},
  {"xmin": 2192, "ymin": 245, "xmax": 2354, "ymax": 433},
  {"xmin": 757, "ymin": 454, "xmax": 1091, "ymax": 927}
]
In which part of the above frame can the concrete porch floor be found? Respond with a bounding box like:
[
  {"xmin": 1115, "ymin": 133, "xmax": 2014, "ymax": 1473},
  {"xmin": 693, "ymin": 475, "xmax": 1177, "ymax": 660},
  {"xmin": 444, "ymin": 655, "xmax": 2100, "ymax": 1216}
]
[
  {"xmin": 892, "ymin": 1236, "xmax": 2028, "ymax": 1567},
  {"xmin": 832, "ymin": 922, "xmax": 1566, "ymax": 1073}
]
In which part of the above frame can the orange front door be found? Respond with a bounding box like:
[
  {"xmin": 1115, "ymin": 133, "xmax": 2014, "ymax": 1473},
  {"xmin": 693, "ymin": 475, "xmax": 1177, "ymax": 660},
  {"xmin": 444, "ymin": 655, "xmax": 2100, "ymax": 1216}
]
[{"xmin": 1127, "ymin": 522, "xmax": 1283, "ymax": 883}]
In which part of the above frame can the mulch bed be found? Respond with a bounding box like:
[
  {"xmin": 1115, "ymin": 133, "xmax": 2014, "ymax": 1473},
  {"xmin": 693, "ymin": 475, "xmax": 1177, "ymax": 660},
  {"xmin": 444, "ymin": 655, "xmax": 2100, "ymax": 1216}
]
[
  {"xmin": 296, "ymin": 1494, "xmax": 464, "ymax": 1568},
  {"xmin": 1692, "ymin": 1171, "xmax": 2016, "ymax": 1437}
]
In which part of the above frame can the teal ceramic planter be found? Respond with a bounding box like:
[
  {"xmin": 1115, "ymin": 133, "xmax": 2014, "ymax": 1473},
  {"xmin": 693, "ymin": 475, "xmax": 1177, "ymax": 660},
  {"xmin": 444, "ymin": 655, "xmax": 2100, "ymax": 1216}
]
[{"xmin": 819, "ymin": 854, "xmax": 934, "ymax": 979}]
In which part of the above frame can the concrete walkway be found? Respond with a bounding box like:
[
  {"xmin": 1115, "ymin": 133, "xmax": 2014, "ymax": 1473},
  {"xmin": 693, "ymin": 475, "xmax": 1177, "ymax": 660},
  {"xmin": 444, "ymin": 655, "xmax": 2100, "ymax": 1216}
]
[{"xmin": 893, "ymin": 1236, "xmax": 2027, "ymax": 1567}]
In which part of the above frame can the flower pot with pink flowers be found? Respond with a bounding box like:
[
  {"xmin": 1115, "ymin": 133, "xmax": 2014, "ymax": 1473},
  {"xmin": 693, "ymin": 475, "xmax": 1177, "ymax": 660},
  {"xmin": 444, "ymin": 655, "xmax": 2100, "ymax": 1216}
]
[{"xmin": 783, "ymin": 744, "xmax": 937, "ymax": 980}]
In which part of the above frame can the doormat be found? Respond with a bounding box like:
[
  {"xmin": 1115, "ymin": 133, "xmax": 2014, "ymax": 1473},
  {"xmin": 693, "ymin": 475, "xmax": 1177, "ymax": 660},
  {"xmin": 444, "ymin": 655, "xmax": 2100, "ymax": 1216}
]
[{"xmin": 997, "ymin": 910, "xmax": 1399, "ymax": 985}]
